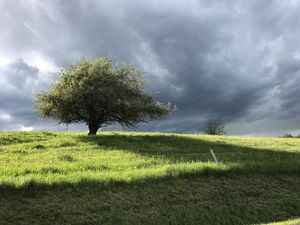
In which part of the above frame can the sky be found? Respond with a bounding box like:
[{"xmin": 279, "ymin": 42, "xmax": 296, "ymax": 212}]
[{"xmin": 1, "ymin": 0, "xmax": 300, "ymax": 136}]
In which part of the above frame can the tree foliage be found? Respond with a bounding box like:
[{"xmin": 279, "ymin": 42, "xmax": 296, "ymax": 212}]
[
  {"xmin": 35, "ymin": 58, "xmax": 173, "ymax": 135},
  {"xmin": 203, "ymin": 121, "xmax": 224, "ymax": 135}
]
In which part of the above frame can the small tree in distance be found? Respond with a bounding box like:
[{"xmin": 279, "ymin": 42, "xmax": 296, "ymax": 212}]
[
  {"xmin": 203, "ymin": 120, "xmax": 225, "ymax": 135},
  {"xmin": 35, "ymin": 58, "xmax": 174, "ymax": 135}
]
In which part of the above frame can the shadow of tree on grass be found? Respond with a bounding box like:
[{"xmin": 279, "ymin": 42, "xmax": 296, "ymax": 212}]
[{"xmin": 0, "ymin": 174, "xmax": 299, "ymax": 225}]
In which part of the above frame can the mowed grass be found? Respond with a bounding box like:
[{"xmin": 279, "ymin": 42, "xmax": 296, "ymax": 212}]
[{"xmin": 0, "ymin": 132, "xmax": 299, "ymax": 225}]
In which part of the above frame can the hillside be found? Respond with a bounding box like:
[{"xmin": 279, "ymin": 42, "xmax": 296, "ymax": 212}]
[{"xmin": 0, "ymin": 132, "xmax": 299, "ymax": 225}]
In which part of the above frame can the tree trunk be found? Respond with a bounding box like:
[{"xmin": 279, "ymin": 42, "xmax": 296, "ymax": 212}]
[{"xmin": 88, "ymin": 122, "xmax": 99, "ymax": 135}]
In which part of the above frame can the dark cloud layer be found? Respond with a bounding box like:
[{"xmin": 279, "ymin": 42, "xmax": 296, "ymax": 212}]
[{"xmin": 1, "ymin": 0, "xmax": 300, "ymax": 135}]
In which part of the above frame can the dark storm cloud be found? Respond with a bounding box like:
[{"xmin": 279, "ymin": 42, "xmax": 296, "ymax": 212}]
[
  {"xmin": 1, "ymin": 0, "xmax": 300, "ymax": 134},
  {"xmin": 274, "ymin": 57, "xmax": 300, "ymax": 120}
]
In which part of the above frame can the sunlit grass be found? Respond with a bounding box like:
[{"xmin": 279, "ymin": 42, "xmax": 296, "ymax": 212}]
[
  {"xmin": 261, "ymin": 218, "xmax": 300, "ymax": 225},
  {"xmin": 1, "ymin": 132, "xmax": 299, "ymax": 187}
]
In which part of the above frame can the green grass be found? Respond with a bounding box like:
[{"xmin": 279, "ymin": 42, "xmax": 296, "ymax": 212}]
[{"xmin": 0, "ymin": 131, "xmax": 299, "ymax": 225}]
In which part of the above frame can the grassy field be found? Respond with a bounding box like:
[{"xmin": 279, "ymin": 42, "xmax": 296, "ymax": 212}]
[{"xmin": 0, "ymin": 132, "xmax": 299, "ymax": 225}]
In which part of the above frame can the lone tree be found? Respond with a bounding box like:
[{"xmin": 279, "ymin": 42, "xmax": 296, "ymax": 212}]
[
  {"xmin": 35, "ymin": 58, "xmax": 173, "ymax": 135},
  {"xmin": 203, "ymin": 120, "xmax": 224, "ymax": 135}
]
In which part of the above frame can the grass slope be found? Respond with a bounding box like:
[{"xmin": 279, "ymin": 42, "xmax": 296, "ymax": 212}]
[{"xmin": 0, "ymin": 132, "xmax": 299, "ymax": 225}]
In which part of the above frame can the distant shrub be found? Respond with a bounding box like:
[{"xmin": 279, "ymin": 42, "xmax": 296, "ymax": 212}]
[
  {"xmin": 203, "ymin": 121, "xmax": 225, "ymax": 135},
  {"xmin": 280, "ymin": 133, "xmax": 294, "ymax": 138}
]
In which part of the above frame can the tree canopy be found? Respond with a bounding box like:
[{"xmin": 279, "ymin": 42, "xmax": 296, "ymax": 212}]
[
  {"xmin": 203, "ymin": 121, "xmax": 225, "ymax": 135},
  {"xmin": 35, "ymin": 58, "xmax": 173, "ymax": 135}
]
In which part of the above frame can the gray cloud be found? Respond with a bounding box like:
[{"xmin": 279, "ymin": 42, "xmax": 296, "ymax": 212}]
[
  {"xmin": 0, "ymin": 0, "xmax": 300, "ymax": 135},
  {"xmin": 0, "ymin": 58, "xmax": 56, "ymax": 130}
]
